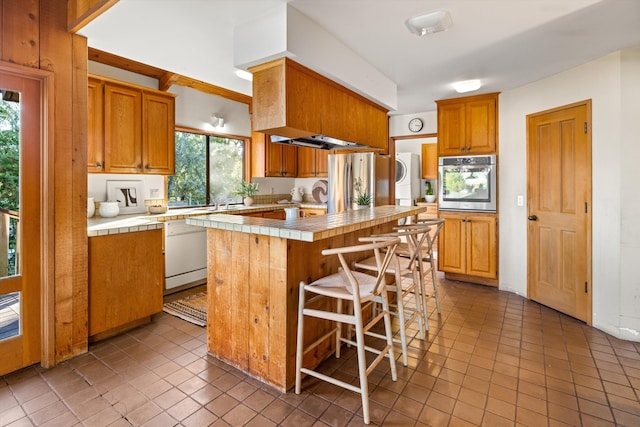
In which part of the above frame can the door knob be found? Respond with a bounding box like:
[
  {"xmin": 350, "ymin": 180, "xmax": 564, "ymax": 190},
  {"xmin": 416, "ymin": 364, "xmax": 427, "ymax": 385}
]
[{"xmin": 528, "ymin": 215, "xmax": 538, "ymax": 221}]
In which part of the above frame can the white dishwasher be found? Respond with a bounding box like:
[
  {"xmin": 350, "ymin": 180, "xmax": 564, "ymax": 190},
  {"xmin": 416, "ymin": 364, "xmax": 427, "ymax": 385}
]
[{"xmin": 164, "ymin": 219, "xmax": 207, "ymax": 294}]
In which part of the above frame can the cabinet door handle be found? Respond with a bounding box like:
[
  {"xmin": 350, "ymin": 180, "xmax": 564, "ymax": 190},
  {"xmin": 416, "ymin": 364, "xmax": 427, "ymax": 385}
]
[
  {"xmin": 96, "ymin": 162, "xmax": 102, "ymax": 168},
  {"xmin": 145, "ymin": 164, "xmax": 150, "ymax": 170},
  {"xmin": 528, "ymin": 215, "xmax": 538, "ymax": 221},
  {"xmin": 137, "ymin": 164, "xmax": 142, "ymax": 169}
]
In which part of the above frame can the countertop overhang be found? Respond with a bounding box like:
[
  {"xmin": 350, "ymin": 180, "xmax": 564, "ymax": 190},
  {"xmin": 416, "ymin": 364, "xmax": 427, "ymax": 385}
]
[
  {"xmin": 87, "ymin": 203, "xmax": 327, "ymax": 237},
  {"xmin": 186, "ymin": 205, "xmax": 425, "ymax": 242}
]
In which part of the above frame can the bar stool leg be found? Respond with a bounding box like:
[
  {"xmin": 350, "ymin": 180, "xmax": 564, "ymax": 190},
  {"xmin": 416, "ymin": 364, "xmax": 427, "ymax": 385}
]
[
  {"xmin": 352, "ymin": 298, "xmax": 371, "ymax": 424},
  {"xmin": 295, "ymin": 282, "xmax": 306, "ymax": 395}
]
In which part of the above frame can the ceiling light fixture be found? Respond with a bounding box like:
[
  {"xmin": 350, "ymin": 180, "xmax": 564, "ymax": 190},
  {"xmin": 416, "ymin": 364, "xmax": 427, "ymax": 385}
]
[
  {"xmin": 452, "ymin": 79, "xmax": 482, "ymax": 93},
  {"xmin": 234, "ymin": 69, "xmax": 253, "ymax": 81},
  {"xmin": 405, "ymin": 10, "xmax": 452, "ymax": 36},
  {"xmin": 210, "ymin": 114, "xmax": 225, "ymax": 128}
]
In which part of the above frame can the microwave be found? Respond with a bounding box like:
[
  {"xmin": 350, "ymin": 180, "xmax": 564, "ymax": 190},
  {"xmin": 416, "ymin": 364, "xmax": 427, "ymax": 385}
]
[{"xmin": 438, "ymin": 154, "xmax": 497, "ymax": 212}]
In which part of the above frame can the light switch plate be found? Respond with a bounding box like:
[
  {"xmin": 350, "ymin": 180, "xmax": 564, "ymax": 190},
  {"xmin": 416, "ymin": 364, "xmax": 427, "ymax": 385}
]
[{"xmin": 517, "ymin": 195, "xmax": 524, "ymax": 206}]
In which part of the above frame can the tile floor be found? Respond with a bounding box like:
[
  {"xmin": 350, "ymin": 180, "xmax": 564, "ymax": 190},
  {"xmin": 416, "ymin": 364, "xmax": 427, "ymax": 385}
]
[{"xmin": 1, "ymin": 278, "xmax": 640, "ymax": 426}]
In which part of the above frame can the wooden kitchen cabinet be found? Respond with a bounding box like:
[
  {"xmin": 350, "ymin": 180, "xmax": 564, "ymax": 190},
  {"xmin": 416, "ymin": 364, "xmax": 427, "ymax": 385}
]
[
  {"xmin": 297, "ymin": 147, "xmax": 329, "ymax": 177},
  {"xmin": 88, "ymin": 229, "xmax": 164, "ymax": 340},
  {"xmin": 436, "ymin": 92, "xmax": 498, "ymax": 156},
  {"xmin": 88, "ymin": 77, "xmax": 104, "ymax": 172},
  {"xmin": 438, "ymin": 211, "xmax": 497, "ymax": 284},
  {"xmin": 300, "ymin": 208, "xmax": 327, "ymax": 217},
  {"xmin": 421, "ymin": 143, "xmax": 438, "ymax": 179},
  {"xmin": 89, "ymin": 74, "xmax": 176, "ymax": 174},
  {"xmin": 241, "ymin": 210, "xmax": 286, "ymax": 219},
  {"xmin": 251, "ymin": 131, "xmax": 298, "ymax": 177},
  {"xmin": 250, "ymin": 58, "xmax": 389, "ymax": 152}
]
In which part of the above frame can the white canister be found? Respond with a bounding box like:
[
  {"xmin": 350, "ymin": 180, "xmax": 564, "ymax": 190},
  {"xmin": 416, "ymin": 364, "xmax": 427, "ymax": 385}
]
[
  {"xmin": 284, "ymin": 207, "xmax": 299, "ymax": 220},
  {"xmin": 87, "ymin": 197, "xmax": 95, "ymax": 218},
  {"xmin": 99, "ymin": 201, "xmax": 120, "ymax": 218}
]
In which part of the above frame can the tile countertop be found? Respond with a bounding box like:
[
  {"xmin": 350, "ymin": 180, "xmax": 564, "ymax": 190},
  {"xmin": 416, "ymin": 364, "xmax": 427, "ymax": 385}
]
[
  {"xmin": 87, "ymin": 203, "xmax": 328, "ymax": 237},
  {"xmin": 186, "ymin": 205, "xmax": 425, "ymax": 242}
]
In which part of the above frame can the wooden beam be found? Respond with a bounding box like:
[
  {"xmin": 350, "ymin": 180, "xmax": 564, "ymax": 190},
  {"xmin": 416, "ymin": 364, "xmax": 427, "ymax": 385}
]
[
  {"xmin": 88, "ymin": 47, "xmax": 167, "ymax": 80},
  {"xmin": 68, "ymin": 0, "xmax": 119, "ymax": 33},
  {"xmin": 159, "ymin": 72, "xmax": 179, "ymax": 91},
  {"xmin": 174, "ymin": 75, "xmax": 252, "ymax": 106},
  {"xmin": 88, "ymin": 47, "xmax": 252, "ymax": 106}
]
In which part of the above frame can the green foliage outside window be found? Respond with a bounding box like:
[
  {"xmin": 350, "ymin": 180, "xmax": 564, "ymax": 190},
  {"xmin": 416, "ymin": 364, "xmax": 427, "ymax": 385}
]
[
  {"xmin": 0, "ymin": 100, "xmax": 19, "ymax": 211},
  {"xmin": 0, "ymin": 98, "xmax": 20, "ymax": 276},
  {"xmin": 168, "ymin": 131, "xmax": 244, "ymax": 207}
]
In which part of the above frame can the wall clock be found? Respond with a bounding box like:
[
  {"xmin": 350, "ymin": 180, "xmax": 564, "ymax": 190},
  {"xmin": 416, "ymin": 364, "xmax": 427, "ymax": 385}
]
[{"xmin": 408, "ymin": 117, "xmax": 423, "ymax": 133}]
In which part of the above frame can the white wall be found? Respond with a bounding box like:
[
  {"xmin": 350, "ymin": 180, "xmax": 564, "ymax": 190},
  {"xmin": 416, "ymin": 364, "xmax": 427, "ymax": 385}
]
[
  {"xmin": 499, "ymin": 49, "xmax": 640, "ymax": 340},
  {"xmin": 619, "ymin": 48, "xmax": 640, "ymax": 338},
  {"xmin": 389, "ymin": 111, "xmax": 438, "ymax": 198}
]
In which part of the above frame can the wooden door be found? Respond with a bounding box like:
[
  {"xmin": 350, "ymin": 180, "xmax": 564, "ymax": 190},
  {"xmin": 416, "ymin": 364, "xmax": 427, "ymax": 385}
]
[
  {"xmin": 104, "ymin": 83, "xmax": 142, "ymax": 173},
  {"xmin": 527, "ymin": 100, "xmax": 591, "ymax": 323},
  {"xmin": 87, "ymin": 77, "xmax": 104, "ymax": 172},
  {"xmin": 142, "ymin": 92, "xmax": 175, "ymax": 174},
  {"xmin": 466, "ymin": 214, "xmax": 497, "ymax": 278},
  {"xmin": 0, "ymin": 69, "xmax": 42, "ymax": 375}
]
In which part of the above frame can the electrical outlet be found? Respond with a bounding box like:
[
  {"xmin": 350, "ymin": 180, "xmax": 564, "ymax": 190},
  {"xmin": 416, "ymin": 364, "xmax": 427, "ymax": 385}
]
[
  {"xmin": 517, "ymin": 195, "xmax": 524, "ymax": 206},
  {"xmin": 150, "ymin": 188, "xmax": 160, "ymax": 198}
]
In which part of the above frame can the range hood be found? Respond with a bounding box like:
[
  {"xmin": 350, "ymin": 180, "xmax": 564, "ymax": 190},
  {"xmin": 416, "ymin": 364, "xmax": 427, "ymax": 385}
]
[{"xmin": 270, "ymin": 135, "xmax": 369, "ymax": 150}]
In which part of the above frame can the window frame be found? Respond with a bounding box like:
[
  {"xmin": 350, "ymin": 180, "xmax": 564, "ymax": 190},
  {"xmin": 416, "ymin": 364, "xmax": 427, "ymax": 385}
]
[{"xmin": 170, "ymin": 126, "xmax": 249, "ymax": 208}]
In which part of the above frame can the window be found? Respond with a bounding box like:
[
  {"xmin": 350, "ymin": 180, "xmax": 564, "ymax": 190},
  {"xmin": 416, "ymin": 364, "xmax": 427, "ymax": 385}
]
[{"xmin": 168, "ymin": 130, "xmax": 246, "ymax": 208}]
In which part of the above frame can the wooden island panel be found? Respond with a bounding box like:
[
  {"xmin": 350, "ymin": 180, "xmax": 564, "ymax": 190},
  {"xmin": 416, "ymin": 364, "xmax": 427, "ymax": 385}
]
[{"xmin": 206, "ymin": 222, "xmax": 394, "ymax": 390}]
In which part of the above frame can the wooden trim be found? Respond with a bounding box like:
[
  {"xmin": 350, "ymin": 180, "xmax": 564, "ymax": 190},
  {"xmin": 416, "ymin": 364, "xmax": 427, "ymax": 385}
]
[
  {"xmin": 89, "ymin": 73, "xmax": 177, "ymax": 98},
  {"xmin": 444, "ymin": 272, "xmax": 498, "ymax": 287},
  {"xmin": 392, "ymin": 132, "xmax": 437, "ymax": 140},
  {"xmin": 67, "ymin": 0, "xmax": 119, "ymax": 33},
  {"xmin": 175, "ymin": 125, "xmax": 248, "ymax": 141},
  {"xmin": 0, "ymin": 61, "xmax": 56, "ymax": 367},
  {"xmin": 88, "ymin": 48, "xmax": 168, "ymax": 80}
]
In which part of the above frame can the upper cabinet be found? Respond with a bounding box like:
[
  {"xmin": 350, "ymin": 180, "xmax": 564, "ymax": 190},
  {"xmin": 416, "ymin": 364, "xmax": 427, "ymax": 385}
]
[
  {"xmin": 436, "ymin": 92, "xmax": 499, "ymax": 156},
  {"xmin": 297, "ymin": 147, "xmax": 329, "ymax": 178},
  {"xmin": 421, "ymin": 143, "xmax": 437, "ymax": 180},
  {"xmin": 250, "ymin": 58, "xmax": 389, "ymax": 152},
  {"xmin": 88, "ymin": 75, "xmax": 176, "ymax": 174},
  {"xmin": 88, "ymin": 77, "xmax": 104, "ymax": 173},
  {"xmin": 251, "ymin": 131, "xmax": 298, "ymax": 177}
]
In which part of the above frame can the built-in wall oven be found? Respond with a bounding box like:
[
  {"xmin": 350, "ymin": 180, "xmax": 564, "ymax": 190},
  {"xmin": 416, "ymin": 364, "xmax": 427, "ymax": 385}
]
[{"xmin": 438, "ymin": 154, "xmax": 497, "ymax": 212}]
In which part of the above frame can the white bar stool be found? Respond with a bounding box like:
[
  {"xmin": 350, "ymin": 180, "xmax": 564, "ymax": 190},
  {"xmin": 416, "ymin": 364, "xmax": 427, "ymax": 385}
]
[
  {"xmin": 396, "ymin": 218, "xmax": 445, "ymax": 316},
  {"xmin": 295, "ymin": 237, "xmax": 401, "ymax": 425},
  {"xmin": 352, "ymin": 227, "xmax": 431, "ymax": 366}
]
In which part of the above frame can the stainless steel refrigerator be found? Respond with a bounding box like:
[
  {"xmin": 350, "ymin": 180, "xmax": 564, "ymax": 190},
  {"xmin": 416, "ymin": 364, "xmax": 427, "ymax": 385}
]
[{"xmin": 327, "ymin": 152, "xmax": 390, "ymax": 213}]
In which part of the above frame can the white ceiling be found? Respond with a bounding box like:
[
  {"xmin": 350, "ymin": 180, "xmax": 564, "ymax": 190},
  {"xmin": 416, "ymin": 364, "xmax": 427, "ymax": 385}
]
[{"xmin": 80, "ymin": 0, "xmax": 640, "ymax": 115}]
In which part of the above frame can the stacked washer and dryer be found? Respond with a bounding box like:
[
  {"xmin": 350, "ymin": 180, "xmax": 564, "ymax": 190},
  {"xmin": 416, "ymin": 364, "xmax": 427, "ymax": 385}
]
[{"xmin": 395, "ymin": 152, "xmax": 421, "ymax": 206}]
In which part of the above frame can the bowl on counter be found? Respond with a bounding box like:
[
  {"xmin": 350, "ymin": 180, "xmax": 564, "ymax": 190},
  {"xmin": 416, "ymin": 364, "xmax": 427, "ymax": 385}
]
[
  {"xmin": 148, "ymin": 205, "xmax": 168, "ymax": 214},
  {"xmin": 98, "ymin": 201, "xmax": 120, "ymax": 218}
]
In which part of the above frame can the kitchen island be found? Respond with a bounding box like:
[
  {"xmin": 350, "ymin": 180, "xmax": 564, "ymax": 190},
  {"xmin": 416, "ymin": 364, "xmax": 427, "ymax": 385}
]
[{"xmin": 187, "ymin": 205, "xmax": 424, "ymax": 390}]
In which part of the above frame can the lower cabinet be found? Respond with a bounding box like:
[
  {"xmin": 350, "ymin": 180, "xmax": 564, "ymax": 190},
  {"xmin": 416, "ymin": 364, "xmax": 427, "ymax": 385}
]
[
  {"xmin": 438, "ymin": 211, "xmax": 497, "ymax": 284},
  {"xmin": 242, "ymin": 210, "xmax": 286, "ymax": 219},
  {"xmin": 300, "ymin": 208, "xmax": 326, "ymax": 217},
  {"xmin": 88, "ymin": 229, "xmax": 164, "ymax": 339}
]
